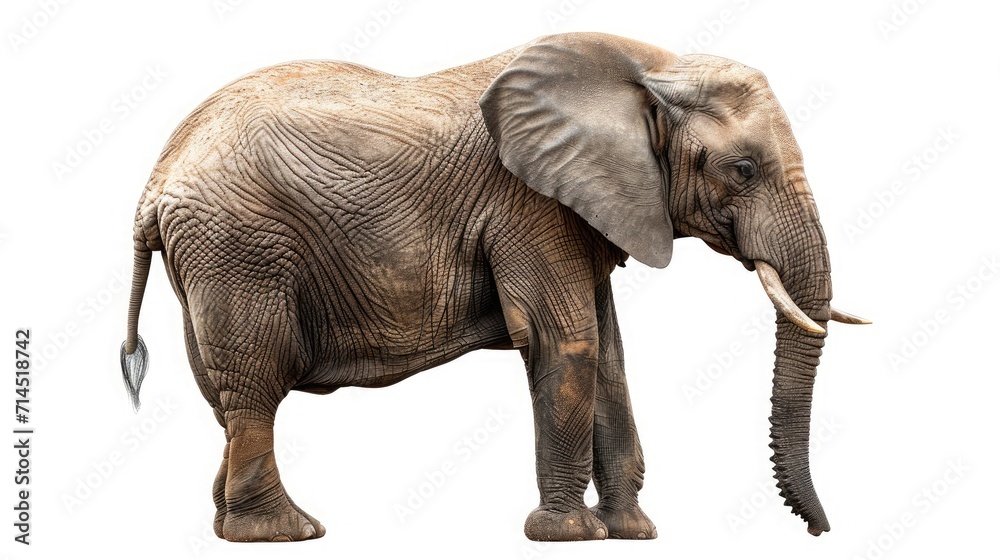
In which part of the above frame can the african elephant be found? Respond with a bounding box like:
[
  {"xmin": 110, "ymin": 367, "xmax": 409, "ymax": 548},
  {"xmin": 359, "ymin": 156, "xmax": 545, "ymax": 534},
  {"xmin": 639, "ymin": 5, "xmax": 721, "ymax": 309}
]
[{"xmin": 120, "ymin": 32, "xmax": 867, "ymax": 542}]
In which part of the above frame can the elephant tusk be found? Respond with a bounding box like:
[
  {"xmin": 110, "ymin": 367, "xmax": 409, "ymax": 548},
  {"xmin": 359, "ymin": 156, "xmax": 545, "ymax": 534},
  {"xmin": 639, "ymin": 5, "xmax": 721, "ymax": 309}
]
[
  {"xmin": 755, "ymin": 261, "xmax": 826, "ymax": 334},
  {"xmin": 830, "ymin": 308, "xmax": 872, "ymax": 325}
]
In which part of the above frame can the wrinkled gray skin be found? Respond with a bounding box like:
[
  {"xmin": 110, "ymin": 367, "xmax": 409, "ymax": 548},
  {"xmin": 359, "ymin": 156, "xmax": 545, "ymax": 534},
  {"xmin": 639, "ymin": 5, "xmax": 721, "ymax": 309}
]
[{"xmin": 122, "ymin": 32, "xmax": 842, "ymax": 541}]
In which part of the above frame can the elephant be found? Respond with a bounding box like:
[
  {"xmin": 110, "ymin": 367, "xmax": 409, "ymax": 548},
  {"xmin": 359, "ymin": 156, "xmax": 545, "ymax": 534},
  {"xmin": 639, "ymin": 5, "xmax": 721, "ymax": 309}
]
[{"xmin": 119, "ymin": 32, "xmax": 868, "ymax": 542}]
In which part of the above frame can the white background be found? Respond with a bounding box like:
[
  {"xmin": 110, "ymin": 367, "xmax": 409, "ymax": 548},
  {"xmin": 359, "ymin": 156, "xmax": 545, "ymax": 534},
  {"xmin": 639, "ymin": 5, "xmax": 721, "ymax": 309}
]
[{"xmin": 2, "ymin": 0, "xmax": 997, "ymax": 558}]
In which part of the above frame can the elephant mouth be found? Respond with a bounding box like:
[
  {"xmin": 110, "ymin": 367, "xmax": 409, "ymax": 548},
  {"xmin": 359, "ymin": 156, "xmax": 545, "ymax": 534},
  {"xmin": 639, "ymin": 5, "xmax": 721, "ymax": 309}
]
[{"xmin": 704, "ymin": 239, "xmax": 755, "ymax": 271}]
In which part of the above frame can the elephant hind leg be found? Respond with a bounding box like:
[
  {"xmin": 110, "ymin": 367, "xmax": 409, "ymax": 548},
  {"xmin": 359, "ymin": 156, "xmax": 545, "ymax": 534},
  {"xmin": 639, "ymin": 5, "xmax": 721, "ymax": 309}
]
[
  {"xmin": 188, "ymin": 285, "xmax": 325, "ymax": 542},
  {"xmin": 218, "ymin": 415, "xmax": 325, "ymax": 542},
  {"xmin": 184, "ymin": 309, "xmax": 225, "ymax": 428},
  {"xmin": 182, "ymin": 310, "xmax": 229, "ymax": 537}
]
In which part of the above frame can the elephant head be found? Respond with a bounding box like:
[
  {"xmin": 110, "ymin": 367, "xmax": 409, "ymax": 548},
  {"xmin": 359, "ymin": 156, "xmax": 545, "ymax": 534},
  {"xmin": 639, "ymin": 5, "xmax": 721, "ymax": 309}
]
[{"xmin": 481, "ymin": 32, "xmax": 868, "ymax": 535}]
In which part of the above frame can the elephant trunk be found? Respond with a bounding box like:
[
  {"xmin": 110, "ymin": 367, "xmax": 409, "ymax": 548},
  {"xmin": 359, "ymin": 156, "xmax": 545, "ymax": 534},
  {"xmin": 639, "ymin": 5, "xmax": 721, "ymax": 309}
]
[
  {"xmin": 757, "ymin": 198, "xmax": 833, "ymax": 536},
  {"xmin": 770, "ymin": 308, "xmax": 830, "ymax": 535}
]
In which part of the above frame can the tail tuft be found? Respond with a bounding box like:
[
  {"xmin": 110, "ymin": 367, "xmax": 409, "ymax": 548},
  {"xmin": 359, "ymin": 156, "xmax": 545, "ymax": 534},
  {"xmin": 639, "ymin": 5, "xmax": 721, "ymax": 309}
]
[{"xmin": 120, "ymin": 335, "xmax": 149, "ymax": 411}]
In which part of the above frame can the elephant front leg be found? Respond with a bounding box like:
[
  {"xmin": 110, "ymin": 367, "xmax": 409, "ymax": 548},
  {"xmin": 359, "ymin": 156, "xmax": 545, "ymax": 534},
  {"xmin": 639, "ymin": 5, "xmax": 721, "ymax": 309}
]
[
  {"xmin": 523, "ymin": 338, "xmax": 608, "ymax": 541},
  {"xmin": 590, "ymin": 278, "xmax": 657, "ymax": 539}
]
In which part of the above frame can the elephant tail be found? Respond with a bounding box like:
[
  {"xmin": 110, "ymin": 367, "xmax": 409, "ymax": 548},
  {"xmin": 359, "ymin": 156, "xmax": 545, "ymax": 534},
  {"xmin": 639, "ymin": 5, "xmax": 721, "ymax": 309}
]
[{"xmin": 120, "ymin": 247, "xmax": 152, "ymax": 410}]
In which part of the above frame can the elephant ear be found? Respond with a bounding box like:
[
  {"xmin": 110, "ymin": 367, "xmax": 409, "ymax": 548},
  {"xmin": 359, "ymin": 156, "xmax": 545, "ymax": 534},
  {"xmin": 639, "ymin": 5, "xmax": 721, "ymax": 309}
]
[{"xmin": 479, "ymin": 33, "xmax": 681, "ymax": 268}]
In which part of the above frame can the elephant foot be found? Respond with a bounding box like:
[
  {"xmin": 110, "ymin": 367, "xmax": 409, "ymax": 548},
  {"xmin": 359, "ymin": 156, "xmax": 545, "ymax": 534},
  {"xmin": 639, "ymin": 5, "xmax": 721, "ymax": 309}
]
[
  {"xmin": 214, "ymin": 500, "xmax": 324, "ymax": 540},
  {"xmin": 221, "ymin": 500, "xmax": 326, "ymax": 542},
  {"xmin": 213, "ymin": 506, "xmax": 226, "ymax": 538},
  {"xmin": 590, "ymin": 503, "xmax": 657, "ymax": 539},
  {"xmin": 524, "ymin": 506, "xmax": 608, "ymax": 541},
  {"xmin": 288, "ymin": 498, "xmax": 326, "ymax": 539}
]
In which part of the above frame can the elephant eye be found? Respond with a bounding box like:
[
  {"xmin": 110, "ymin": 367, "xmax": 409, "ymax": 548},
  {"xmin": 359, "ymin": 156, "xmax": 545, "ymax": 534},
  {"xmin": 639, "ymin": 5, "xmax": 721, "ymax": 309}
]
[{"xmin": 733, "ymin": 159, "xmax": 757, "ymax": 183}]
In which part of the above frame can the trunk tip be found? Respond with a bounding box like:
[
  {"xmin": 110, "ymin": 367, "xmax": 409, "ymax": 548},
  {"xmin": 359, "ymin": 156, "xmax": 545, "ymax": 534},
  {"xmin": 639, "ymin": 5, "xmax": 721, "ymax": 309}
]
[
  {"xmin": 770, "ymin": 457, "xmax": 830, "ymax": 536},
  {"xmin": 807, "ymin": 520, "xmax": 831, "ymax": 536}
]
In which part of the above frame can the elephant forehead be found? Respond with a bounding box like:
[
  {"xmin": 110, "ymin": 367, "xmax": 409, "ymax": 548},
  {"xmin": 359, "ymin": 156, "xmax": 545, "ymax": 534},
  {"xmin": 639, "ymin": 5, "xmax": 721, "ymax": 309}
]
[{"xmin": 677, "ymin": 55, "xmax": 768, "ymax": 96}]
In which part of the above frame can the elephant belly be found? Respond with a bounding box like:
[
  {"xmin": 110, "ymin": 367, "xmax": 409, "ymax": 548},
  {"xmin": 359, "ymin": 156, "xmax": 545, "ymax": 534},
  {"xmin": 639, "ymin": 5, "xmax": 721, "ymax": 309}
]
[
  {"xmin": 291, "ymin": 209, "xmax": 513, "ymax": 390},
  {"xmin": 298, "ymin": 263, "xmax": 512, "ymax": 391}
]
